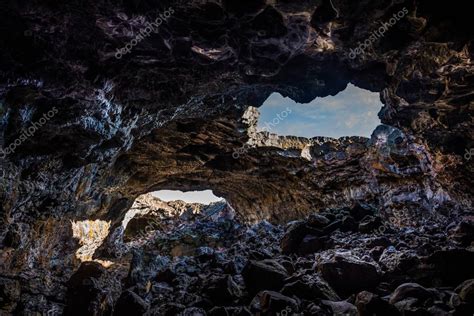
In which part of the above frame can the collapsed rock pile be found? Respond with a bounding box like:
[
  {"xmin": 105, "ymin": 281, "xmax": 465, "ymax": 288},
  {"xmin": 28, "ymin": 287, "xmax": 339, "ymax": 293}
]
[{"xmin": 62, "ymin": 199, "xmax": 474, "ymax": 315}]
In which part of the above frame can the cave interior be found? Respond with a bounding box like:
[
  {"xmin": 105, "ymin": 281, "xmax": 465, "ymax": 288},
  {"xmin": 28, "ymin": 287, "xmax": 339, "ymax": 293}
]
[{"xmin": 0, "ymin": 0, "xmax": 473, "ymax": 315}]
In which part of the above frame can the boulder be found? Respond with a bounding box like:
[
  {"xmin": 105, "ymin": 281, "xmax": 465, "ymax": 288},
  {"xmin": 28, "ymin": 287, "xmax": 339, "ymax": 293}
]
[
  {"xmin": 318, "ymin": 255, "xmax": 380, "ymax": 297},
  {"xmin": 455, "ymin": 279, "xmax": 474, "ymax": 303},
  {"xmin": 341, "ymin": 216, "xmax": 358, "ymax": 232},
  {"xmin": 356, "ymin": 291, "xmax": 398, "ymax": 316},
  {"xmin": 155, "ymin": 268, "xmax": 176, "ymax": 284},
  {"xmin": 203, "ymin": 274, "xmax": 242, "ymax": 304},
  {"xmin": 0, "ymin": 277, "xmax": 20, "ymax": 312},
  {"xmin": 297, "ymin": 235, "xmax": 326, "ymax": 255},
  {"xmin": 349, "ymin": 203, "xmax": 375, "ymax": 221},
  {"xmin": 64, "ymin": 262, "xmax": 112, "ymax": 316},
  {"xmin": 280, "ymin": 221, "xmax": 309, "ymax": 254},
  {"xmin": 307, "ymin": 214, "xmax": 330, "ymax": 228},
  {"xmin": 321, "ymin": 300, "xmax": 358, "ymax": 316},
  {"xmin": 426, "ymin": 250, "xmax": 474, "ymax": 285},
  {"xmin": 389, "ymin": 283, "xmax": 434, "ymax": 305},
  {"xmin": 451, "ymin": 219, "xmax": 474, "ymax": 246},
  {"xmin": 358, "ymin": 216, "xmax": 382, "ymax": 233},
  {"xmin": 281, "ymin": 276, "xmax": 339, "ymax": 301},
  {"xmin": 242, "ymin": 260, "xmax": 288, "ymax": 295},
  {"xmin": 252, "ymin": 291, "xmax": 299, "ymax": 316},
  {"xmin": 114, "ymin": 290, "xmax": 149, "ymax": 316}
]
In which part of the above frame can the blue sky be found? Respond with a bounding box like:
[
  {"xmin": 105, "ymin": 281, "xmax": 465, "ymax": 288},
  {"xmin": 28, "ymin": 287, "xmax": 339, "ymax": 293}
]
[
  {"xmin": 153, "ymin": 85, "xmax": 382, "ymax": 204},
  {"xmin": 152, "ymin": 190, "xmax": 223, "ymax": 204},
  {"xmin": 257, "ymin": 84, "xmax": 382, "ymax": 138}
]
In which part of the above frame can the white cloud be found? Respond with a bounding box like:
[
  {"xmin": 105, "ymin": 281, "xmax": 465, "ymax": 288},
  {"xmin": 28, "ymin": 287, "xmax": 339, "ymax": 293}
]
[
  {"xmin": 152, "ymin": 190, "xmax": 223, "ymax": 204},
  {"xmin": 257, "ymin": 84, "xmax": 382, "ymax": 138}
]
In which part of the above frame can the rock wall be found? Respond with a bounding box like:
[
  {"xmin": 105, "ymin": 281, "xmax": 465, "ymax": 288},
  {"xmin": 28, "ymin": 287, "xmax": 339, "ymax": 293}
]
[{"xmin": 0, "ymin": 0, "xmax": 473, "ymax": 313}]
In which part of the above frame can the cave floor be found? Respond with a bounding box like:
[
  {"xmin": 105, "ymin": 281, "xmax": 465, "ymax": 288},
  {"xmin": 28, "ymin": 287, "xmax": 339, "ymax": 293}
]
[{"xmin": 60, "ymin": 199, "xmax": 474, "ymax": 316}]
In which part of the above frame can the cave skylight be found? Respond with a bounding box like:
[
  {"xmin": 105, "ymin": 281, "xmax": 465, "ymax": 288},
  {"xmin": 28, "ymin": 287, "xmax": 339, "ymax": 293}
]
[
  {"xmin": 152, "ymin": 189, "xmax": 223, "ymax": 204},
  {"xmin": 257, "ymin": 84, "xmax": 382, "ymax": 138}
]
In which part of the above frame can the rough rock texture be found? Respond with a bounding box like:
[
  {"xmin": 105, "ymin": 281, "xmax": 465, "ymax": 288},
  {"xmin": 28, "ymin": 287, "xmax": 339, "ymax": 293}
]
[
  {"xmin": 0, "ymin": 0, "xmax": 473, "ymax": 314},
  {"xmin": 28, "ymin": 195, "xmax": 474, "ymax": 315}
]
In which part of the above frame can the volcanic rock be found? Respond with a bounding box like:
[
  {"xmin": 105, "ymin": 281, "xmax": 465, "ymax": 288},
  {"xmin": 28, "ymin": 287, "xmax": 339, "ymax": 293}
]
[
  {"xmin": 0, "ymin": 277, "xmax": 20, "ymax": 313},
  {"xmin": 64, "ymin": 262, "xmax": 112, "ymax": 316},
  {"xmin": 321, "ymin": 300, "xmax": 358, "ymax": 316},
  {"xmin": 252, "ymin": 290, "xmax": 300, "ymax": 316},
  {"xmin": 281, "ymin": 276, "xmax": 340, "ymax": 301},
  {"xmin": 318, "ymin": 255, "xmax": 381, "ymax": 298},
  {"xmin": 426, "ymin": 250, "xmax": 474, "ymax": 286},
  {"xmin": 455, "ymin": 279, "xmax": 474, "ymax": 304},
  {"xmin": 114, "ymin": 290, "xmax": 149, "ymax": 316},
  {"xmin": 242, "ymin": 259, "xmax": 288, "ymax": 295},
  {"xmin": 203, "ymin": 274, "xmax": 242, "ymax": 304},
  {"xmin": 389, "ymin": 283, "xmax": 434, "ymax": 305},
  {"xmin": 356, "ymin": 291, "xmax": 398, "ymax": 316},
  {"xmin": 0, "ymin": 0, "xmax": 473, "ymax": 313}
]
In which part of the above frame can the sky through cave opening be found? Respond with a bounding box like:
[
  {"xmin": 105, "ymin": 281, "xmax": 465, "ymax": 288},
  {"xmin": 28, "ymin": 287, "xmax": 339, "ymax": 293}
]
[
  {"xmin": 151, "ymin": 189, "xmax": 223, "ymax": 204},
  {"xmin": 257, "ymin": 84, "xmax": 383, "ymax": 138}
]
